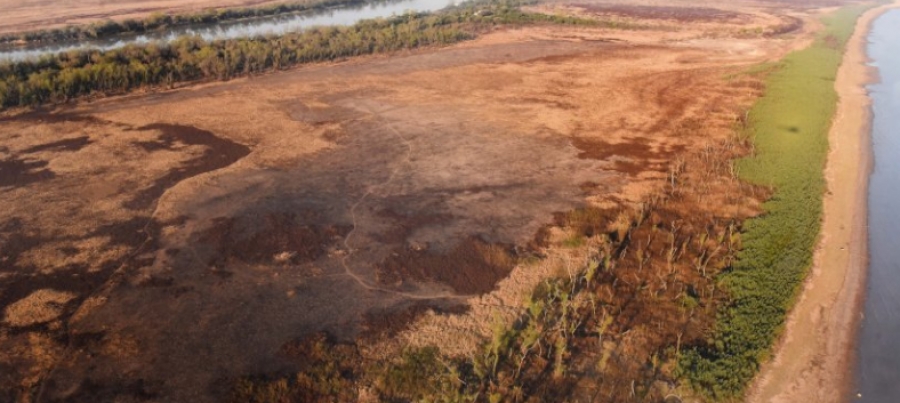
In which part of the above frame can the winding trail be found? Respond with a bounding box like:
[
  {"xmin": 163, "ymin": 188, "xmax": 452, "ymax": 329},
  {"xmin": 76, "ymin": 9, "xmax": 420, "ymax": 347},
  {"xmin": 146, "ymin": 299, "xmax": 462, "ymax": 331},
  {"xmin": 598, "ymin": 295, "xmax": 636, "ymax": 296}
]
[{"xmin": 337, "ymin": 105, "xmax": 473, "ymax": 301}]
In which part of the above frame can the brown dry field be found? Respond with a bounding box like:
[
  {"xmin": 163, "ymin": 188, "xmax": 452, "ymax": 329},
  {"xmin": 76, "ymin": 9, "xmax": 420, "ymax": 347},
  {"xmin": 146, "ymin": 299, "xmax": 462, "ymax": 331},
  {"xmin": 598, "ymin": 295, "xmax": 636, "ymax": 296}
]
[{"xmin": 0, "ymin": 1, "xmax": 844, "ymax": 402}]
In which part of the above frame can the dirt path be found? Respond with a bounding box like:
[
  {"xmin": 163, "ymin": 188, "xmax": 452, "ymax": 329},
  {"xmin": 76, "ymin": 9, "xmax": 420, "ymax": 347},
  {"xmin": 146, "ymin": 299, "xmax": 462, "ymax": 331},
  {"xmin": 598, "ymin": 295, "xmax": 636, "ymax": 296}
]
[
  {"xmin": 338, "ymin": 106, "xmax": 472, "ymax": 301},
  {"xmin": 746, "ymin": 3, "xmax": 900, "ymax": 402}
]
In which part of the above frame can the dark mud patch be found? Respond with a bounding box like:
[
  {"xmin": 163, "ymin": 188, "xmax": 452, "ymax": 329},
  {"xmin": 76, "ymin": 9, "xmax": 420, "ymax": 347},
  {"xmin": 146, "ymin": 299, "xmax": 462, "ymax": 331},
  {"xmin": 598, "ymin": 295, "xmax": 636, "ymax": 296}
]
[
  {"xmin": 321, "ymin": 128, "xmax": 347, "ymax": 143},
  {"xmin": 0, "ymin": 216, "xmax": 163, "ymax": 332},
  {"xmin": 376, "ymin": 208, "xmax": 454, "ymax": 245},
  {"xmin": 376, "ymin": 237, "xmax": 517, "ymax": 294},
  {"xmin": 89, "ymin": 216, "xmax": 158, "ymax": 250},
  {"xmin": 201, "ymin": 211, "xmax": 351, "ymax": 266},
  {"xmin": 49, "ymin": 377, "xmax": 161, "ymax": 403},
  {"xmin": 279, "ymin": 332, "xmax": 356, "ymax": 361},
  {"xmin": 528, "ymin": 224, "xmax": 553, "ymax": 251},
  {"xmin": 359, "ymin": 301, "xmax": 469, "ymax": 340},
  {"xmin": 517, "ymin": 96, "xmax": 578, "ymax": 110},
  {"xmin": 283, "ymin": 102, "xmax": 364, "ymax": 126},
  {"xmin": 766, "ymin": 15, "xmax": 803, "ymax": 37},
  {"xmin": 22, "ymin": 136, "xmax": 91, "ymax": 154},
  {"xmin": 574, "ymin": 4, "xmax": 742, "ymax": 22},
  {"xmin": 0, "ymin": 109, "xmax": 101, "ymax": 124},
  {"xmin": 0, "ymin": 217, "xmax": 40, "ymax": 267},
  {"xmin": 137, "ymin": 275, "xmax": 176, "ymax": 288},
  {"xmin": 554, "ymin": 206, "xmax": 620, "ymax": 240},
  {"xmin": 124, "ymin": 124, "xmax": 250, "ymax": 210},
  {"xmin": 0, "ymin": 262, "xmax": 117, "ymax": 334},
  {"xmin": 0, "ymin": 156, "xmax": 54, "ymax": 188},
  {"xmin": 571, "ymin": 136, "xmax": 665, "ymax": 175}
]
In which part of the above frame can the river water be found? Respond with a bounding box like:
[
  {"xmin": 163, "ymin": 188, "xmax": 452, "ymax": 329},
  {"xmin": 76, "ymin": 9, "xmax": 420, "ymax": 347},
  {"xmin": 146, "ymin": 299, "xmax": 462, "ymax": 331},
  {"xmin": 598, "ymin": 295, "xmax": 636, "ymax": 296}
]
[
  {"xmin": 855, "ymin": 8, "xmax": 900, "ymax": 403},
  {"xmin": 0, "ymin": 0, "xmax": 456, "ymax": 63}
]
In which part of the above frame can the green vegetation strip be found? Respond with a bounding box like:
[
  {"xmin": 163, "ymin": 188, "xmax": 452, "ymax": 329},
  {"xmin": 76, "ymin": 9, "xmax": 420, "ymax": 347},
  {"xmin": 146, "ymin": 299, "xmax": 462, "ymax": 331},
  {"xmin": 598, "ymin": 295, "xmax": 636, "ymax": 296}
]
[{"xmin": 678, "ymin": 5, "xmax": 873, "ymax": 399}]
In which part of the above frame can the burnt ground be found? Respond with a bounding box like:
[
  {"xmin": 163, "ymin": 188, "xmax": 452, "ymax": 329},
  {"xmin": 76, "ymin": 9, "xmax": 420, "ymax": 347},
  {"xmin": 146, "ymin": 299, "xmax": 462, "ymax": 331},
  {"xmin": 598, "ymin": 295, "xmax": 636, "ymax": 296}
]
[
  {"xmin": 34, "ymin": 95, "xmax": 612, "ymax": 401},
  {"xmin": 0, "ymin": 157, "xmax": 55, "ymax": 188},
  {"xmin": 376, "ymin": 237, "xmax": 518, "ymax": 294},
  {"xmin": 124, "ymin": 124, "xmax": 251, "ymax": 210},
  {"xmin": 0, "ymin": 4, "xmax": 816, "ymax": 400},
  {"xmin": 572, "ymin": 3, "xmax": 744, "ymax": 22},
  {"xmin": 0, "ymin": 116, "xmax": 250, "ymax": 401},
  {"xmin": 571, "ymin": 136, "xmax": 687, "ymax": 175}
]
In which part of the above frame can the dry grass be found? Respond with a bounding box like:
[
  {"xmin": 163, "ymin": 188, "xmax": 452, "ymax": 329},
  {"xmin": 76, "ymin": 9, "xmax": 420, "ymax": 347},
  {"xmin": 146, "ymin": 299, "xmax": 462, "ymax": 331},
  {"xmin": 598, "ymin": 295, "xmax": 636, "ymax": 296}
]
[{"xmin": 3, "ymin": 289, "xmax": 76, "ymax": 327}]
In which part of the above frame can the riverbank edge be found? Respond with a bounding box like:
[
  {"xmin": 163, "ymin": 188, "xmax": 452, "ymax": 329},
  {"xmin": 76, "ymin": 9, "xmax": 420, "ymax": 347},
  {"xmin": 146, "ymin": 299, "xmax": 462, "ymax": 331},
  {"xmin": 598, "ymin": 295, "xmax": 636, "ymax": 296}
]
[
  {"xmin": 746, "ymin": 2, "xmax": 899, "ymax": 403},
  {"xmin": 0, "ymin": 0, "xmax": 382, "ymax": 49}
]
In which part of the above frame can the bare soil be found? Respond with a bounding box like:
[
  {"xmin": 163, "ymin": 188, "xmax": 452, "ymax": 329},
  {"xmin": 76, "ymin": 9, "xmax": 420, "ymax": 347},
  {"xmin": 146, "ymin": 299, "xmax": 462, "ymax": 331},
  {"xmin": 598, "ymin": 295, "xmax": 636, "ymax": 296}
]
[{"xmin": 0, "ymin": 1, "xmax": 834, "ymax": 401}]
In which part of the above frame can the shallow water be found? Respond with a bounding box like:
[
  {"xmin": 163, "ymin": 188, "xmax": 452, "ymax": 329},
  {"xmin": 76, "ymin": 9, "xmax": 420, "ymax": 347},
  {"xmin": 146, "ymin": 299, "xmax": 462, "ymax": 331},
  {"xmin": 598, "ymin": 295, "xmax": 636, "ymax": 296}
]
[
  {"xmin": 855, "ymin": 8, "xmax": 900, "ymax": 403},
  {"xmin": 0, "ymin": 0, "xmax": 455, "ymax": 63}
]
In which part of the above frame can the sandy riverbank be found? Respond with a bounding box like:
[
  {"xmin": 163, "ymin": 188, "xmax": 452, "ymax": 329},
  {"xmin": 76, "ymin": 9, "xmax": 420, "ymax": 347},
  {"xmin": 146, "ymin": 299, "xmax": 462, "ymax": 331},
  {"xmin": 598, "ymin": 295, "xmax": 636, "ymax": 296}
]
[{"xmin": 746, "ymin": 2, "xmax": 899, "ymax": 403}]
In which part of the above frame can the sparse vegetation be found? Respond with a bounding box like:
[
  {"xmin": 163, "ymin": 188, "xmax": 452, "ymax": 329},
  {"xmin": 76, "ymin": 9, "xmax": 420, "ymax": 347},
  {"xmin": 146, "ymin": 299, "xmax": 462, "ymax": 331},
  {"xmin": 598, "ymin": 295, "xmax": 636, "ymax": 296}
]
[{"xmin": 229, "ymin": 334, "xmax": 360, "ymax": 403}]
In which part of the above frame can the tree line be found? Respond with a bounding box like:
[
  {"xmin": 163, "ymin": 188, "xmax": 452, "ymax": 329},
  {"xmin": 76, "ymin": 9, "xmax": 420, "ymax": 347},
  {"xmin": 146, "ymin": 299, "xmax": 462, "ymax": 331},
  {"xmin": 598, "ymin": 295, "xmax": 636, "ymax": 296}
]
[
  {"xmin": 0, "ymin": 0, "xmax": 393, "ymax": 47},
  {"xmin": 0, "ymin": 13, "xmax": 473, "ymax": 108},
  {"xmin": 0, "ymin": 2, "xmax": 598, "ymax": 109}
]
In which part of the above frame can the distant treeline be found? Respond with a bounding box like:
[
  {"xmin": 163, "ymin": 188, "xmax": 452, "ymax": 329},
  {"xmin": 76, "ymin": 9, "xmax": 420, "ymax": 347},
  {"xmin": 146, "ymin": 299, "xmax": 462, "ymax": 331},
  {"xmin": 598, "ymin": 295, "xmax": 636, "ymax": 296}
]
[
  {"xmin": 0, "ymin": 3, "xmax": 598, "ymax": 109},
  {"xmin": 0, "ymin": 0, "xmax": 385, "ymax": 47}
]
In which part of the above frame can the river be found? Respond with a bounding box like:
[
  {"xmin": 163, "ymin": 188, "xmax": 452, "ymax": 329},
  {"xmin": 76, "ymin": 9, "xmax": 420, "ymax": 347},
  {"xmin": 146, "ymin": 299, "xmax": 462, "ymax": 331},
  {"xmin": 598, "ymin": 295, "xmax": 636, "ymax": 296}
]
[
  {"xmin": 0, "ymin": 0, "xmax": 456, "ymax": 63},
  {"xmin": 855, "ymin": 8, "xmax": 900, "ymax": 403}
]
